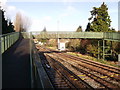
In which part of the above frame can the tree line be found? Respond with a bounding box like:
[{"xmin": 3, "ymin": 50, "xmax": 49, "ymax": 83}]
[
  {"xmin": 66, "ymin": 2, "xmax": 120, "ymax": 61},
  {"xmin": 1, "ymin": 8, "xmax": 15, "ymax": 34},
  {"xmin": 34, "ymin": 2, "xmax": 120, "ymax": 61},
  {"xmin": 0, "ymin": 6, "xmax": 31, "ymax": 35}
]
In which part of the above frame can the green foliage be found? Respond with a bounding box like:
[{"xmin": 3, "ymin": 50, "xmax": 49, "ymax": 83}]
[
  {"xmin": 112, "ymin": 42, "xmax": 120, "ymax": 59},
  {"xmin": 42, "ymin": 27, "xmax": 47, "ymax": 32},
  {"xmin": 37, "ymin": 37, "xmax": 48, "ymax": 43},
  {"xmin": 66, "ymin": 39, "xmax": 81, "ymax": 51},
  {"xmin": 40, "ymin": 39, "xmax": 47, "ymax": 43},
  {"xmin": 1, "ymin": 8, "xmax": 15, "ymax": 34},
  {"xmin": 87, "ymin": 43, "xmax": 98, "ymax": 57},
  {"xmin": 76, "ymin": 26, "xmax": 82, "ymax": 32},
  {"xmin": 2, "ymin": 9, "xmax": 8, "ymax": 34},
  {"xmin": 84, "ymin": 2, "xmax": 118, "ymax": 60},
  {"xmin": 48, "ymin": 44, "xmax": 53, "ymax": 47},
  {"xmin": 85, "ymin": 23, "xmax": 91, "ymax": 32},
  {"xmin": 88, "ymin": 2, "xmax": 114, "ymax": 32},
  {"xmin": 7, "ymin": 20, "xmax": 15, "ymax": 33}
]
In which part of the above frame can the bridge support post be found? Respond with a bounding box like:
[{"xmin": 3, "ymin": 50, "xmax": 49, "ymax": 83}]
[
  {"xmin": 110, "ymin": 41, "xmax": 112, "ymax": 55},
  {"xmin": 118, "ymin": 54, "xmax": 120, "ymax": 66},
  {"xmin": 98, "ymin": 40, "xmax": 100, "ymax": 59},
  {"xmin": 103, "ymin": 40, "xmax": 105, "ymax": 60}
]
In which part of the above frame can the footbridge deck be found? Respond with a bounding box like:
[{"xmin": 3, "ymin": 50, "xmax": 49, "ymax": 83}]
[{"xmin": 32, "ymin": 32, "xmax": 120, "ymax": 42}]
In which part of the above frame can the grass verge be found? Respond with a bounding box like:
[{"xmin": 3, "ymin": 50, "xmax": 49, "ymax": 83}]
[{"xmin": 67, "ymin": 52, "xmax": 120, "ymax": 68}]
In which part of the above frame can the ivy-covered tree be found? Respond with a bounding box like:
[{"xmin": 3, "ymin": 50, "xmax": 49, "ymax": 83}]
[
  {"xmin": 85, "ymin": 22, "xmax": 92, "ymax": 32},
  {"xmin": 1, "ymin": 7, "xmax": 15, "ymax": 34},
  {"xmin": 76, "ymin": 26, "xmax": 82, "ymax": 32},
  {"xmin": 7, "ymin": 20, "xmax": 15, "ymax": 33},
  {"xmin": 1, "ymin": 9, "xmax": 8, "ymax": 34},
  {"xmin": 42, "ymin": 27, "xmax": 47, "ymax": 32},
  {"xmin": 88, "ymin": 2, "xmax": 112, "ymax": 32},
  {"xmin": 85, "ymin": 2, "xmax": 116, "ymax": 59}
]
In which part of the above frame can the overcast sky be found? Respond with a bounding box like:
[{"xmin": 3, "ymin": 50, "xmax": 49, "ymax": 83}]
[{"xmin": 0, "ymin": 0, "xmax": 119, "ymax": 31}]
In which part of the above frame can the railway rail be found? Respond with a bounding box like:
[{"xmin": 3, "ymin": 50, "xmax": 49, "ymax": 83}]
[
  {"xmin": 39, "ymin": 51, "xmax": 75, "ymax": 89},
  {"xmin": 54, "ymin": 53, "xmax": 120, "ymax": 81},
  {"xmin": 37, "ymin": 45, "xmax": 120, "ymax": 89},
  {"xmin": 38, "ymin": 48, "xmax": 93, "ymax": 89}
]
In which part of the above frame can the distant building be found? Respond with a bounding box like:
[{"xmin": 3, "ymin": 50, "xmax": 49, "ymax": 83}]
[
  {"xmin": 58, "ymin": 42, "xmax": 65, "ymax": 51},
  {"xmin": 38, "ymin": 42, "xmax": 43, "ymax": 45},
  {"xmin": 33, "ymin": 39, "xmax": 38, "ymax": 44}
]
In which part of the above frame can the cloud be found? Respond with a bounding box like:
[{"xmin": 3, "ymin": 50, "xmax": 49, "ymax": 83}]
[
  {"xmin": 0, "ymin": 0, "xmax": 119, "ymax": 2},
  {"xmin": 7, "ymin": 5, "xmax": 16, "ymax": 10},
  {"xmin": 42, "ymin": 16, "xmax": 52, "ymax": 22},
  {"xmin": 40, "ymin": 16, "xmax": 52, "ymax": 25},
  {"xmin": 1, "ymin": 3, "xmax": 30, "ymax": 22},
  {"xmin": 67, "ymin": 6, "xmax": 77, "ymax": 12},
  {"xmin": 59, "ymin": 6, "xmax": 77, "ymax": 19},
  {"xmin": 108, "ymin": 9, "xmax": 118, "ymax": 14},
  {"xmin": 29, "ymin": 16, "xmax": 52, "ymax": 31},
  {"xmin": 0, "ymin": 0, "xmax": 7, "ymax": 6},
  {"xmin": 60, "ymin": 13, "xmax": 68, "ymax": 17},
  {"xmin": 0, "ymin": 0, "xmax": 18, "ymax": 21},
  {"xmin": 29, "ymin": 19, "xmax": 42, "ymax": 31},
  {"xmin": 5, "ymin": 6, "xmax": 17, "ymax": 20}
]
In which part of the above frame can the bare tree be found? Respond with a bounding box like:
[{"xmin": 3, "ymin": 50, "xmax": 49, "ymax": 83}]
[
  {"xmin": 14, "ymin": 12, "xmax": 22, "ymax": 32},
  {"xmin": 14, "ymin": 12, "xmax": 31, "ymax": 32},
  {"xmin": 22, "ymin": 15, "xmax": 32, "ymax": 32}
]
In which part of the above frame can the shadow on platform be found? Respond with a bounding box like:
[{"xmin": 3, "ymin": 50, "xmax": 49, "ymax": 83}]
[{"xmin": 2, "ymin": 37, "xmax": 31, "ymax": 88}]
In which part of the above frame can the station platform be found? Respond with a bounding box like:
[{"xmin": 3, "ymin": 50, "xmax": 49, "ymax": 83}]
[{"xmin": 2, "ymin": 37, "xmax": 31, "ymax": 88}]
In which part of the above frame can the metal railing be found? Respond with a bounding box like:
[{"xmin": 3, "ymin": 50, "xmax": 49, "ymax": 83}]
[
  {"xmin": 104, "ymin": 32, "xmax": 120, "ymax": 41},
  {"xmin": 33, "ymin": 31, "xmax": 120, "ymax": 41},
  {"xmin": 0, "ymin": 32, "xmax": 19, "ymax": 54},
  {"xmin": 21, "ymin": 32, "xmax": 31, "ymax": 38},
  {"xmin": 33, "ymin": 32, "xmax": 103, "ymax": 39},
  {"xmin": 1, "ymin": 32, "xmax": 53, "ymax": 88},
  {"xmin": 30, "ymin": 33, "xmax": 53, "ymax": 88}
]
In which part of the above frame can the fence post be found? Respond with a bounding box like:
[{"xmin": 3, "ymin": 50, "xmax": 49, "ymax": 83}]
[
  {"xmin": 30, "ymin": 32, "xmax": 34, "ymax": 88},
  {"xmin": 0, "ymin": 37, "xmax": 1, "ymax": 54},
  {"xmin": 103, "ymin": 40, "xmax": 105, "ymax": 60},
  {"xmin": 98, "ymin": 40, "xmax": 100, "ymax": 59},
  {"xmin": 118, "ymin": 54, "xmax": 120, "ymax": 66},
  {"xmin": 4, "ymin": 37, "xmax": 6, "ymax": 52},
  {"xmin": 0, "ymin": 36, "xmax": 1, "ymax": 90},
  {"xmin": 12, "ymin": 34, "xmax": 14, "ymax": 45},
  {"xmin": 1, "ymin": 37, "xmax": 4, "ymax": 53},
  {"xmin": 7, "ymin": 36, "xmax": 8, "ymax": 50},
  {"xmin": 7, "ymin": 35, "xmax": 9, "ymax": 49}
]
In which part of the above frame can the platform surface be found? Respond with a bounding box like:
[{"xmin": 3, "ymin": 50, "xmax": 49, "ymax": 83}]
[{"xmin": 2, "ymin": 38, "xmax": 31, "ymax": 88}]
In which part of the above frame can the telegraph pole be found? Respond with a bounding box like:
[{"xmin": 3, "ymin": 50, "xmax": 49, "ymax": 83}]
[{"xmin": 57, "ymin": 20, "xmax": 60, "ymax": 50}]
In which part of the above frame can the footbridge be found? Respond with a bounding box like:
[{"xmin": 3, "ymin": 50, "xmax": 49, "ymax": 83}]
[
  {"xmin": 1, "ymin": 31, "xmax": 120, "ymax": 89},
  {"xmin": 32, "ymin": 31, "xmax": 120, "ymax": 42},
  {"xmin": 33, "ymin": 31, "xmax": 120, "ymax": 59}
]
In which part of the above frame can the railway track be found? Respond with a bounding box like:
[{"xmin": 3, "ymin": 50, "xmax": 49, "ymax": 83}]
[
  {"xmin": 64, "ymin": 53, "xmax": 120, "ymax": 73},
  {"xmin": 47, "ymin": 53, "xmax": 120, "ymax": 89},
  {"xmin": 54, "ymin": 53, "xmax": 120, "ymax": 80},
  {"xmin": 45, "ymin": 54, "xmax": 94, "ymax": 89},
  {"xmin": 39, "ymin": 49, "xmax": 93, "ymax": 89},
  {"xmin": 37, "ymin": 45, "xmax": 120, "ymax": 89},
  {"xmin": 38, "ymin": 52, "xmax": 73, "ymax": 89}
]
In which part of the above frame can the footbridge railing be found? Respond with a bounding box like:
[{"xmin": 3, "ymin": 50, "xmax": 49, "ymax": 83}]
[
  {"xmin": 22, "ymin": 32, "xmax": 53, "ymax": 88},
  {"xmin": 33, "ymin": 32, "xmax": 120, "ymax": 42},
  {"xmin": 0, "ymin": 32, "xmax": 19, "ymax": 54},
  {"xmin": 32, "ymin": 31, "xmax": 120, "ymax": 60}
]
